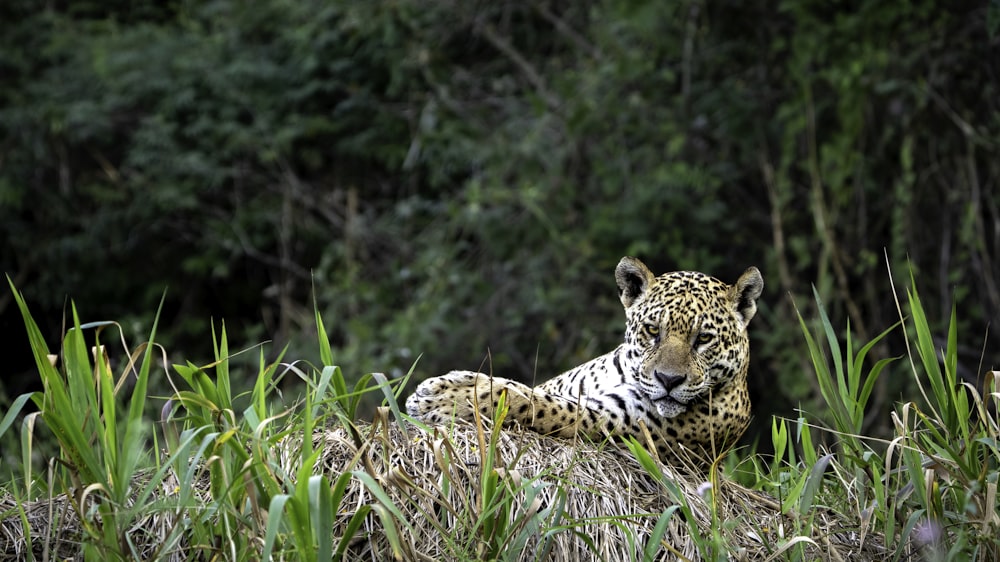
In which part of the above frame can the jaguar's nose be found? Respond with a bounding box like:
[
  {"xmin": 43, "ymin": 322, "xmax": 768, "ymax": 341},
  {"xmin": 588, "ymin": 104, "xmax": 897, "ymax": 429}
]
[{"xmin": 654, "ymin": 371, "xmax": 685, "ymax": 392}]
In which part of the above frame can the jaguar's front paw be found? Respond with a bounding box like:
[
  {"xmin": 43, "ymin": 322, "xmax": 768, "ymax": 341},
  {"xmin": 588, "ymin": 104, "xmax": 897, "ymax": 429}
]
[{"xmin": 405, "ymin": 370, "xmax": 489, "ymax": 422}]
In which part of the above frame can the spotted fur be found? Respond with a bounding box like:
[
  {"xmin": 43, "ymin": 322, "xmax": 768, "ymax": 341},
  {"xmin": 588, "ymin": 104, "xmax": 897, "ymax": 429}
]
[{"xmin": 405, "ymin": 256, "xmax": 763, "ymax": 465}]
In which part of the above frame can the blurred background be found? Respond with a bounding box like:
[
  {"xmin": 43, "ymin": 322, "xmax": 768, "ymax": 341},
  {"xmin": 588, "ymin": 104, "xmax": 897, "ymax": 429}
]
[{"xmin": 1, "ymin": 0, "xmax": 998, "ymax": 443}]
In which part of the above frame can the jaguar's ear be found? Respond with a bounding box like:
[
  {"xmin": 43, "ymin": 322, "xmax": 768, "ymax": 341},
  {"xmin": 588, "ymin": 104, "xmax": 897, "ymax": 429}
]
[
  {"xmin": 730, "ymin": 267, "xmax": 764, "ymax": 326},
  {"xmin": 615, "ymin": 256, "xmax": 655, "ymax": 308}
]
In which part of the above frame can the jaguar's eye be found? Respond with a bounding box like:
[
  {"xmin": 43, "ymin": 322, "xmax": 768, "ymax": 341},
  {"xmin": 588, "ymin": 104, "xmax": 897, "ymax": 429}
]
[
  {"xmin": 644, "ymin": 324, "xmax": 660, "ymax": 338},
  {"xmin": 695, "ymin": 332, "xmax": 714, "ymax": 345}
]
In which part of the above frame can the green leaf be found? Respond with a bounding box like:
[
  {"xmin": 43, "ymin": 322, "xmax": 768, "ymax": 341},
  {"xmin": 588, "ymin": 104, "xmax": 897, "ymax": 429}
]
[
  {"xmin": 0, "ymin": 393, "xmax": 35, "ymax": 440},
  {"xmin": 351, "ymin": 470, "xmax": 411, "ymax": 527},
  {"xmin": 625, "ymin": 437, "xmax": 659, "ymax": 476},
  {"xmin": 798, "ymin": 453, "xmax": 833, "ymax": 514},
  {"xmin": 263, "ymin": 494, "xmax": 293, "ymax": 558},
  {"xmin": 335, "ymin": 504, "xmax": 372, "ymax": 558},
  {"xmin": 315, "ymin": 297, "xmax": 334, "ymax": 367},
  {"xmin": 795, "ymin": 295, "xmax": 851, "ymax": 435},
  {"xmin": 772, "ymin": 417, "xmax": 789, "ymax": 468},
  {"xmin": 798, "ymin": 417, "xmax": 816, "ymax": 466},
  {"xmin": 309, "ymin": 475, "xmax": 333, "ymax": 561},
  {"xmin": 643, "ymin": 506, "xmax": 681, "ymax": 562},
  {"xmin": 372, "ymin": 372, "xmax": 408, "ymax": 438}
]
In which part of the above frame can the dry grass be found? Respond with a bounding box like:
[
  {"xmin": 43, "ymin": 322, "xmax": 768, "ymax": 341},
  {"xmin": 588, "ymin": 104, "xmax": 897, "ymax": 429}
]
[
  {"xmin": 313, "ymin": 418, "xmax": 886, "ymax": 561},
  {"xmin": 1, "ymin": 410, "xmax": 886, "ymax": 561}
]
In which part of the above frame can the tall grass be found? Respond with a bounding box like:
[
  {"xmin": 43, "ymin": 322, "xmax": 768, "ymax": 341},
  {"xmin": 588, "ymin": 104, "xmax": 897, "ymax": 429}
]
[
  {"xmin": 0, "ymin": 278, "xmax": 415, "ymax": 559},
  {"xmin": 1, "ymin": 281, "xmax": 605, "ymax": 560},
  {"xmin": 782, "ymin": 275, "xmax": 1000, "ymax": 560},
  {"xmin": 3, "ymin": 270, "xmax": 998, "ymax": 560},
  {"xmin": 4, "ymin": 279, "xmax": 166, "ymax": 558}
]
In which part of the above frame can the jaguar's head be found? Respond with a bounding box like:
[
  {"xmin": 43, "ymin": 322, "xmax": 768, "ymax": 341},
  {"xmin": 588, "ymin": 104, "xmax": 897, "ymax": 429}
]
[{"xmin": 615, "ymin": 257, "xmax": 763, "ymax": 418}]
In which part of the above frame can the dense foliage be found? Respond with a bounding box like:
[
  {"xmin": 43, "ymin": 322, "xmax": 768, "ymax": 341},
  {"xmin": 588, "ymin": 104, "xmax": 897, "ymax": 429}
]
[{"xmin": 1, "ymin": 0, "xmax": 998, "ymax": 438}]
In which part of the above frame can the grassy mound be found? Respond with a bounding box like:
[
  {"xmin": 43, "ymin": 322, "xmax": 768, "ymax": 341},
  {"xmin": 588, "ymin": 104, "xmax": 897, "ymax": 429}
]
[
  {"xmin": 0, "ymin": 412, "xmax": 886, "ymax": 561},
  {"xmin": 308, "ymin": 419, "xmax": 888, "ymax": 560}
]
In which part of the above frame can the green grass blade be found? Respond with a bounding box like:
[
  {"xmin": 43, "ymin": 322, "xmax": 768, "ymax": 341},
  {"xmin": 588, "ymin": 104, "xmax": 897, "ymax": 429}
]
[
  {"xmin": 174, "ymin": 363, "xmax": 222, "ymax": 410},
  {"xmin": 851, "ymin": 321, "xmax": 900, "ymax": 385},
  {"xmin": 534, "ymin": 493, "xmax": 569, "ymax": 560},
  {"xmin": 795, "ymin": 299, "xmax": 851, "ymax": 435},
  {"xmin": 335, "ymin": 504, "xmax": 372, "ymax": 558},
  {"xmin": 858, "ymin": 357, "xmax": 897, "ymax": 414},
  {"xmin": 370, "ymin": 503, "xmax": 405, "ymax": 560},
  {"xmin": 845, "ymin": 322, "xmax": 858, "ymax": 401},
  {"xmin": 625, "ymin": 437, "xmax": 662, "ymax": 477},
  {"xmin": 771, "ymin": 417, "xmax": 789, "ymax": 469},
  {"xmin": 506, "ymin": 481, "xmax": 551, "ymax": 555},
  {"xmin": 393, "ymin": 357, "xmax": 420, "ymax": 400},
  {"xmin": 6, "ymin": 277, "xmax": 54, "ymax": 385},
  {"xmin": 798, "ymin": 453, "xmax": 833, "ymax": 514},
  {"xmin": 19, "ymin": 412, "xmax": 40, "ymax": 498},
  {"xmin": 348, "ymin": 373, "xmax": 374, "ymax": 419},
  {"xmin": 0, "ymin": 393, "xmax": 34, "ymax": 439},
  {"xmin": 797, "ymin": 417, "xmax": 817, "ymax": 466},
  {"xmin": 906, "ymin": 281, "xmax": 949, "ymax": 424},
  {"xmin": 781, "ymin": 468, "xmax": 809, "ymax": 514},
  {"xmin": 311, "ymin": 364, "xmax": 337, "ymax": 420},
  {"xmin": 330, "ymin": 470, "xmax": 353, "ymax": 514},
  {"xmin": 250, "ymin": 346, "xmax": 275, "ymax": 423},
  {"xmin": 263, "ymin": 494, "xmax": 293, "ymax": 558},
  {"xmin": 850, "ymin": 321, "xmax": 900, "ymax": 427},
  {"xmin": 314, "ymin": 298, "xmax": 334, "ymax": 367},
  {"xmin": 309, "ymin": 475, "xmax": 333, "ymax": 561},
  {"xmin": 211, "ymin": 320, "xmax": 233, "ymax": 412},
  {"xmin": 813, "ymin": 286, "xmax": 846, "ymax": 398},
  {"xmin": 64, "ymin": 305, "xmax": 97, "ymax": 418},
  {"xmin": 131, "ymin": 426, "xmax": 203, "ymax": 512},
  {"xmin": 892, "ymin": 510, "xmax": 927, "ymax": 561},
  {"xmin": 643, "ymin": 506, "xmax": 680, "ymax": 562},
  {"xmin": 943, "ymin": 304, "xmax": 970, "ymax": 442},
  {"xmin": 330, "ymin": 365, "xmax": 350, "ymax": 415},
  {"xmin": 94, "ymin": 333, "xmax": 119, "ymax": 494},
  {"xmin": 351, "ymin": 470, "xmax": 411, "ymax": 527},
  {"xmin": 372, "ymin": 372, "xmax": 408, "ymax": 437}
]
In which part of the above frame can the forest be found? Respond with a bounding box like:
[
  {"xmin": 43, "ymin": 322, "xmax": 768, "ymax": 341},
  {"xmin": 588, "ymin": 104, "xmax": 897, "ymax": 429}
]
[{"xmin": 2, "ymin": 0, "xmax": 999, "ymax": 443}]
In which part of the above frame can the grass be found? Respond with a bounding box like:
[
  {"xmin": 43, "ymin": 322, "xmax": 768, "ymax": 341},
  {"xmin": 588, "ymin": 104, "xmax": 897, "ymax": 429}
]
[{"xmin": 0, "ymin": 270, "xmax": 998, "ymax": 560}]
